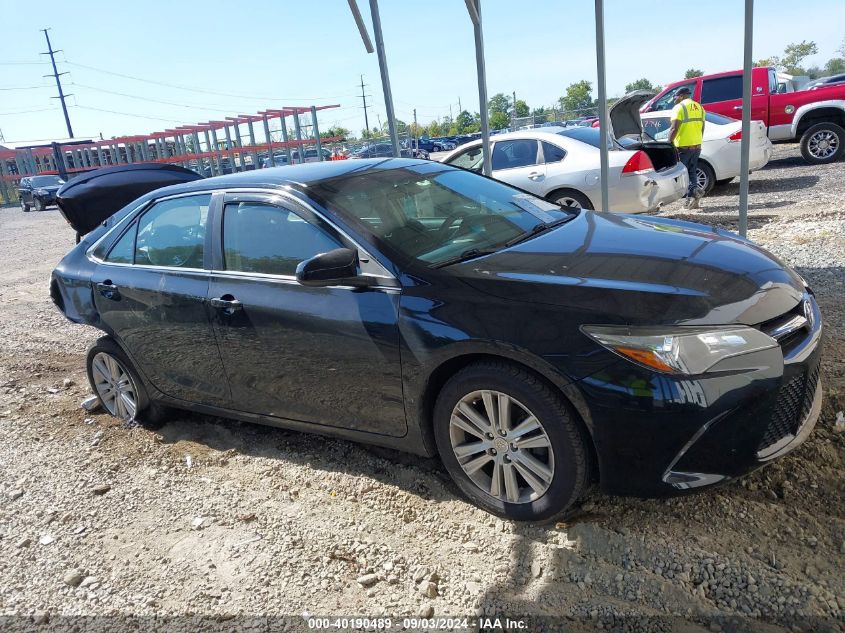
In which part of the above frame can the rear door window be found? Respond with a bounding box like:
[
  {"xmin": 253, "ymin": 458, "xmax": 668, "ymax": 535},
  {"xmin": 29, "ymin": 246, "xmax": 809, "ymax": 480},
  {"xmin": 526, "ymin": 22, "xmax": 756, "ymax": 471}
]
[
  {"xmin": 701, "ymin": 76, "xmax": 743, "ymax": 104},
  {"xmin": 491, "ymin": 139, "xmax": 540, "ymax": 170},
  {"xmin": 134, "ymin": 194, "xmax": 211, "ymax": 268}
]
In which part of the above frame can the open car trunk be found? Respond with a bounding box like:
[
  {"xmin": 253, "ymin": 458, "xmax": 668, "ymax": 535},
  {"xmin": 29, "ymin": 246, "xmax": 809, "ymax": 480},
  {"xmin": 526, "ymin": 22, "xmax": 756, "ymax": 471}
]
[
  {"xmin": 57, "ymin": 164, "xmax": 204, "ymax": 237},
  {"xmin": 609, "ymin": 90, "xmax": 679, "ymax": 172}
]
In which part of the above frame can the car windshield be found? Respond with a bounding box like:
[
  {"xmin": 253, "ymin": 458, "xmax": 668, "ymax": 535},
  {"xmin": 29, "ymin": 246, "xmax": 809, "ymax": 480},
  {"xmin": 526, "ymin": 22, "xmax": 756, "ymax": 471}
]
[
  {"xmin": 31, "ymin": 175, "xmax": 64, "ymax": 187},
  {"xmin": 308, "ymin": 165, "xmax": 572, "ymax": 266}
]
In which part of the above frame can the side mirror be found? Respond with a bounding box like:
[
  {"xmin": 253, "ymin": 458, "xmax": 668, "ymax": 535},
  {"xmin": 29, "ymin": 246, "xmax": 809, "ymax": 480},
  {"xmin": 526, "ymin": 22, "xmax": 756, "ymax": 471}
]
[{"xmin": 296, "ymin": 248, "xmax": 359, "ymax": 287}]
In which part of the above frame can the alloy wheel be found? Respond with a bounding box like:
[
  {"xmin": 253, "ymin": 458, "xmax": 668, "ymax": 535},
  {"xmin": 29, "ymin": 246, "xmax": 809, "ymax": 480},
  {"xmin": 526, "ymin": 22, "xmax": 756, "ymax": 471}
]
[
  {"xmin": 91, "ymin": 352, "xmax": 137, "ymax": 420},
  {"xmin": 449, "ymin": 390, "xmax": 555, "ymax": 504},
  {"xmin": 558, "ymin": 196, "xmax": 582, "ymax": 209},
  {"xmin": 696, "ymin": 168, "xmax": 709, "ymax": 191},
  {"xmin": 808, "ymin": 130, "xmax": 839, "ymax": 160}
]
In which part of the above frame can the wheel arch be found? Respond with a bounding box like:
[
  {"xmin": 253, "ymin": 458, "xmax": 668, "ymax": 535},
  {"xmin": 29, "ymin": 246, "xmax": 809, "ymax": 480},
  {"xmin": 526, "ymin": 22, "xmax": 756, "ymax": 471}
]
[
  {"xmin": 416, "ymin": 351, "xmax": 600, "ymax": 482},
  {"xmin": 793, "ymin": 105, "xmax": 845, "ymax": 138},
  {"xmin": 544, "ymin": 186, "xmax": 596, "ymax": 210}
]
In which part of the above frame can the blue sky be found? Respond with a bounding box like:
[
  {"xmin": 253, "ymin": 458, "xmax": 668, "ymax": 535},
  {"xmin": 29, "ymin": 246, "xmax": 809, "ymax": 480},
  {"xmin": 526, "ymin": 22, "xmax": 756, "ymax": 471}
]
[{"xmin": 2, "ymin": 0, "xmax": 844, "ymax": 144}]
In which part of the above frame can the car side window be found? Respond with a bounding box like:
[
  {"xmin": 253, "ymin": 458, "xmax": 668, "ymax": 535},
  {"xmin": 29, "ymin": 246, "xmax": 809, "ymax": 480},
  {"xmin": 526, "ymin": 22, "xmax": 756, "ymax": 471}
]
[
  {"xmin": 105, "ymin": 223, "xmax": 137, "ymax": 264},
  {"xmin": 135, "ymin": 194, "xmax": 210, "ymax": 269},
  {"xmin": 541, "ymin": 142, "xmax": 567, "ymax": 164},
  {"xmin": 701, "ymin": 76, "xmax": 743, "ymax": 104},
  {"xmin": 223, "ymin": 202, "xmax": 343, "ymax": 276},
  {"xmin": 491, "ymin": 139, "xmax": 540, "ymax": 170},
  {"xmin": 447, "ymin": 146, "xmax": 485, "ymax": 171},
  {"xmin": 650, "ymin": 83, "xmax": 696, "ymax": 111}
]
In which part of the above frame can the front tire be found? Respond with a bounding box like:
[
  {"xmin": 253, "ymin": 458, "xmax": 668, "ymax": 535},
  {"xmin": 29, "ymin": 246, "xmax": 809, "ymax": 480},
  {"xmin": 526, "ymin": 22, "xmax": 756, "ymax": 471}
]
[
  {"xmin": 20, "ymin": 199, "xmax": 30, "ymax": 212},
  {"xmin": 86, "ymin": 337, "xmax": 168, "ymax": 426},
  {"xmin": 34, "ymin": 198, "xmax": 45, "ymax": 212},
  {"xmin": 549, "ymin": 188, "xmax": 594, "ymax": 211},
  {"xmin": 800, "ymin": 122, "xmax": 844, "ymax": 165},
  {"xmin": 433, "ymin": 361, "xmax": 591, "ymax": 521}
]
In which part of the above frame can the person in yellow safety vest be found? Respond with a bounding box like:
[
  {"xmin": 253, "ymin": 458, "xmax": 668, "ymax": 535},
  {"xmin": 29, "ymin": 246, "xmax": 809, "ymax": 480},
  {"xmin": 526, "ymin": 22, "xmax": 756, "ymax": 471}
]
[{"xmin": 668, "ymin": 86, "xmax": 706, "ymax": 209}]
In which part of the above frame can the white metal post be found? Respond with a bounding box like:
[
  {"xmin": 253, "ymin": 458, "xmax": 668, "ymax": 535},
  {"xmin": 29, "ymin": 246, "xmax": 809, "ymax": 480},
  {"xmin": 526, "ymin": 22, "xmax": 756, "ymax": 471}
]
[
  {"xmin": 369, "ymin": 0, "xmax": 400, "ymax": 156},
  {"xmin": 594, "ymin": 0, "xmax": 609, "ymax": 212},
  {"xmin": 738, "ymin": 0, "xmax": 754, "ymax": 237}
]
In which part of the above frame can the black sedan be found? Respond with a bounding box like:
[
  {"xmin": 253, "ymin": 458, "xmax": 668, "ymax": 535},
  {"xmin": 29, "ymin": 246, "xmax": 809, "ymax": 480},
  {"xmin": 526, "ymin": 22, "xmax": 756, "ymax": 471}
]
[
  {"xmin": 18, "ymin": 174, "xmax": 65, "ymax": 211},
  {"xmin": 50, "ymin": 159, "xmax": 823, "ymax": 521}
]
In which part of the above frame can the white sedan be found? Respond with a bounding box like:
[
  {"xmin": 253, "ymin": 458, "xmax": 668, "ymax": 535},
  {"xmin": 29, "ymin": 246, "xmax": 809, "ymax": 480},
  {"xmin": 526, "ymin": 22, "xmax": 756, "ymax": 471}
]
[
  {"xmin": 441, "ymin": 92, "xmax": 688, "ymax": 213},
  {"xmin": 639, "ymin": 111, "xmax": 773, "ymax": 194}
]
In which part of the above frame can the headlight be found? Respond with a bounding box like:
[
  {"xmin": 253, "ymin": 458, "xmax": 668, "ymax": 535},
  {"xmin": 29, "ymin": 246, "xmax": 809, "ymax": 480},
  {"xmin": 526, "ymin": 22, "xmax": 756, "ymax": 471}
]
[
  {"xmin": 581, "ymin": 325, "xmax": 778, "ymax": 375},
  {"xmin": 36, "ymin": 188, "xmax": 48, "ymax": 195}
]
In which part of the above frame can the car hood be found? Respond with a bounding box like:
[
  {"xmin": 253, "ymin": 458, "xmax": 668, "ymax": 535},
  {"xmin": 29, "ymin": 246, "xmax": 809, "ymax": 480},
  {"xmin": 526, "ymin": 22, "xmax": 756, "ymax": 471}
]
[
  {"xmin": 608, "ymin": 90, "xmax": 656, "ymax": 139},
  {"xmin": 450, "ymin": 211, "xmax": 805, "ymax": 327},
  {"xmin": 35, "ymin": 185, "xmax": 62, "ymax": 193}
]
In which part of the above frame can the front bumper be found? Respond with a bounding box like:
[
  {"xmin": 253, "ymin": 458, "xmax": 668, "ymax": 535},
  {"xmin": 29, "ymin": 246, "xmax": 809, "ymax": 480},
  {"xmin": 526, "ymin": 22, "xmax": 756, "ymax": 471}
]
[{"xmin": 576, "ymin": 295, "xmax": 823, "ymax": 497}]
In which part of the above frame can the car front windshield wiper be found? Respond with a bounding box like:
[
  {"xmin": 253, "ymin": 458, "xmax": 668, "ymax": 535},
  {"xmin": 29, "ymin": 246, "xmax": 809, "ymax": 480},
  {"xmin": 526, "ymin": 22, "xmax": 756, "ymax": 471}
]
[
  {"xmin": 503, "ymin": 212, "xmax": 579, "ymax": 248},
  {"xmin": 434, "ymin": 247, "xmax": 501, "ymax": 269}
]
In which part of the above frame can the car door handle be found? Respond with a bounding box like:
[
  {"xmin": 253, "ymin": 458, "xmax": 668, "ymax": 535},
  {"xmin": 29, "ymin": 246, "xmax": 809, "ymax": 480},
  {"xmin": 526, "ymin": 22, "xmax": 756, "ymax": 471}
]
[
  {"xmin": 96, "ymin": 281, "xmax": 120, "ymax": 301},
  {"xmin": 733, "ymin": 105, "xmax": 743, "ymax": 110},
  {"xmin": 209, "ymin": 296, "xmax": 243, "ymax": 313},
  {"xmin": 528, "ymin": 171, "xmax": 545, "ymax": 181}
]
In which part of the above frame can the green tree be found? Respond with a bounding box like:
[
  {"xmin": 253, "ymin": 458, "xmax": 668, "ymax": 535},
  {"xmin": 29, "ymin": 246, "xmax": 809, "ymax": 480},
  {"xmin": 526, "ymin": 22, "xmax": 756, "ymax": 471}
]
[
  {"xmin": 488, "ymin": 93, "xmax": 511, "ymax": 115},
  {"xmin": 513, "ymin": 99, "xmax": 529, "ymax": 117},
  {"xmin": 426, "ymin": 120, "xmax": 443, "ymax": 137},
  {"xmin": 531, "ymin": 106, "xmax": 549, "ymax": 122},
  {"xmin": 490, "ymin": 111, "xmax": 510, "ymax": 130},
  {"xmin": 782, "ymin": 40, "xmax": 818, "ymax": 74},
  {"xmin": 455, "ymin": 110, "xmax": 476, "ymax": 133},
  {"xmin": 558, "ymin": 80, "xmax": 595, "ymax": 118},
  {"xmin": 624, "ymin": 78, "xmax": 659, "ymax": 93},
  {"xmin": 824, "ymin": 57, "xmax": 845, "ymax": 75},
  {"xmin": 322, "ymin": 126, "xmax": 350, "ymax": 140},
  {"xmin": 756, "ymin": 56, "xmax": 780, "ymax": 68},
  {"xmin": 684, "ymin": 68, "xmax": 704, "ymax": 79}
]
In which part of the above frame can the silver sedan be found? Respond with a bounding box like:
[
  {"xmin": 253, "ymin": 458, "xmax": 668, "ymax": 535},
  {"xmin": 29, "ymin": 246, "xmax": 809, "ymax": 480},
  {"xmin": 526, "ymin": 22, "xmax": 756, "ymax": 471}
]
[
  {"xmin": 441, "ymin": 127, "xmax": 688, "ymax": 213},
  {"xmin": 441, "ymin": 91, "xmax": 688, "ymax": 213}
]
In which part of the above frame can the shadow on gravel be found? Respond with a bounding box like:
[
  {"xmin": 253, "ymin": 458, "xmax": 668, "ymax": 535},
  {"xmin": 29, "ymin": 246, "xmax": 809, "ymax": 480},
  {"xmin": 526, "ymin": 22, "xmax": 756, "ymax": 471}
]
[
  {"xmin": 154, "ymin": 413, "xmax": 456, "ymax": 504},
  {"xmin": 661, "ymin": 212, "xmax": 780, "ymax": 231},
  {"xmin": 709, "ymin": 175, "xmax": 819, "ymax": 198}
]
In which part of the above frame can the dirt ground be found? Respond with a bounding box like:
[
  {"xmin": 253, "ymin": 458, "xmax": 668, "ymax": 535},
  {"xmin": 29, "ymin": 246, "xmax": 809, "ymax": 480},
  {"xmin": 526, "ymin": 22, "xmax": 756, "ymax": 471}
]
[{"xmin": 0, "ymin": 144, "xmax": 843, "ymax": 632}]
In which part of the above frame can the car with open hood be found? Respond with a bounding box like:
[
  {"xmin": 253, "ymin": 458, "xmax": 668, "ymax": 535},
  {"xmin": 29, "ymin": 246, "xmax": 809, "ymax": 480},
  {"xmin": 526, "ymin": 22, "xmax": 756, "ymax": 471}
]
[
  {"xmin": 50, "ymin": 158, "xmax": 822, "ymax": 521},
  {"xmin": 440, "ymin": 91, "xmax": 688, "ymax": 212}
]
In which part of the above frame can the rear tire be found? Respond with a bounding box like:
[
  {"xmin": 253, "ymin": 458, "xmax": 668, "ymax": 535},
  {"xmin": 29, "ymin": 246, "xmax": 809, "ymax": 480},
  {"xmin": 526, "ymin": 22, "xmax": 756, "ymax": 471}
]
[
  {"xmin": 20, "ymin": 199, "xmax": 30, "ymax": 212},
  {"xmin": 86, "ymin": 336, "xmax": 169, "ymax": 427},
  {"xmin": 799, "ymin": 122, "xmax": 844, "ymax": 165},
  {"xmin": 695, "ymin": 162, "xmax": 716, "ymax": 195},
  {"xmin": 433, "ymin": 361, "xmax": 591, "ymax": 521},
  {"xmin": 548, "ymin": 189, "xmax": 594, "ymax": 211}
]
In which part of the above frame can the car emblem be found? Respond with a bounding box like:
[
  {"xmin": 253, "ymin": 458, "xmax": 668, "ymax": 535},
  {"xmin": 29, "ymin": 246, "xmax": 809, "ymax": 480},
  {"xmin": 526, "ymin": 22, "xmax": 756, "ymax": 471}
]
[{"xmin": 803, "ymin": 299, "xmax": 814, "ymax": 329}]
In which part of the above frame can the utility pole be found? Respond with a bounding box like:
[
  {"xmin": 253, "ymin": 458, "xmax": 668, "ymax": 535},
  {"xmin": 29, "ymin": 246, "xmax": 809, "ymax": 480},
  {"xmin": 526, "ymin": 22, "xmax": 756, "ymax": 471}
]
[
  {"xmin": 512, "ymin": 90, "xmax": 517, "ymax": 128},
  {"xmin": 413, "ymin": 108, "xmax": 418, "ymax": 151},
  {"xmin": 41, "ymin": 29, "xmax": 74, "ymax": 138},
  {"xmin": 458, "ymin": 97, "xmax": 462, "ymax": 113},
  {"xmin": 359, "ymin": 75, "xmax": 370, "ymax": 136}
]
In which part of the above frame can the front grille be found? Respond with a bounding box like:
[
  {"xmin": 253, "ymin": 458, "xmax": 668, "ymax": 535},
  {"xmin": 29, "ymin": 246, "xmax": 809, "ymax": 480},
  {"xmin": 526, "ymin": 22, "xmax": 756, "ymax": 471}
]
[{"xmin": 759, "ymin": 374, "xmax": 805, "ymax": 450}]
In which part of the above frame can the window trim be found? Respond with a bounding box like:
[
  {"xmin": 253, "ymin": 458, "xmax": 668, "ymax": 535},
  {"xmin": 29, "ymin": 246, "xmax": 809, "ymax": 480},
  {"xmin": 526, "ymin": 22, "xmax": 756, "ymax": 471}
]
[
  {"xmin": 218, "ymin": 193, "xmax": 346, "ymax": 278},
  {"xmin": 87, "ymin": 186, "xmax": 397, "ymax": 286}
]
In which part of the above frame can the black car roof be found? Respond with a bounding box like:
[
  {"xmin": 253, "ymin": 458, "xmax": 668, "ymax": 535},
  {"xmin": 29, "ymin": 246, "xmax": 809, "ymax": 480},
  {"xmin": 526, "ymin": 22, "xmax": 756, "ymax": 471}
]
[{"xmin": 153, "ymin": 157, "xmax": 432, "ymax": 197}]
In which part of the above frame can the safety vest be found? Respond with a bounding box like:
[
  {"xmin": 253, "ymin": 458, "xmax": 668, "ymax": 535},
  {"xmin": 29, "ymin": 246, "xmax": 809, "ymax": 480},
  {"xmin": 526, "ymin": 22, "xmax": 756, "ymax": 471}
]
[{"xmin": 671, "ymin": 98, "xmax": 705, "ymax": 147}]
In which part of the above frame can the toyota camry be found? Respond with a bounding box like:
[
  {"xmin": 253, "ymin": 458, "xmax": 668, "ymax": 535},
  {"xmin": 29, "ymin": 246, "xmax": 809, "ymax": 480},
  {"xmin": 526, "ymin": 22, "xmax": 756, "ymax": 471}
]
[{"xmin": 50, "ymin": 158, "xmax": 822, "ymax": 521}]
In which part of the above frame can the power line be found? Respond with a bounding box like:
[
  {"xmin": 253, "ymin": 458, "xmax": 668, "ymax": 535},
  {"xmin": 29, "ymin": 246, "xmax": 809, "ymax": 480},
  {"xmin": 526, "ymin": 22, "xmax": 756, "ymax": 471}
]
[
  {"xmin": 0, "ymin": 107, "xmax": 59, "ymax": 116},
  {"xmin": 70, "ymin": 83, "xmax": 246, "ymax": 113},
  {"xmin": 64, "ymin": 61, "xmax": 361, "ymax": 102},
  {"xmin": 71, "ymin": 104, "xmax": 192, "ymax": 125},
  {"xmin": 0, "ymin": 85, "xmax": 52, "ymax": 91}
]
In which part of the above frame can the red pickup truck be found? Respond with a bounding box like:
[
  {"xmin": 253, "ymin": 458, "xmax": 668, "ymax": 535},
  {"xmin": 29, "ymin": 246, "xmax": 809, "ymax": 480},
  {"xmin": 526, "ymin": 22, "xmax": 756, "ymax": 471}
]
[{"xmin": 642, "ymin": 67, "xmax": 845, "ymax": 164}]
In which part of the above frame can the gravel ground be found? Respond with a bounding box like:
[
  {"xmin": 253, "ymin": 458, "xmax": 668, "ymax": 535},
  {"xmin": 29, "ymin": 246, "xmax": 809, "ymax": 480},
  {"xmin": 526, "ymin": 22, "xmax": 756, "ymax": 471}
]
[{"xmin": 0, "ymin": 144, "xmax": 843, "ymax": 632}]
